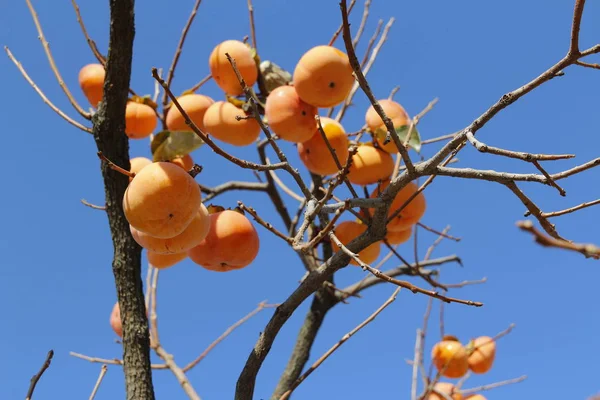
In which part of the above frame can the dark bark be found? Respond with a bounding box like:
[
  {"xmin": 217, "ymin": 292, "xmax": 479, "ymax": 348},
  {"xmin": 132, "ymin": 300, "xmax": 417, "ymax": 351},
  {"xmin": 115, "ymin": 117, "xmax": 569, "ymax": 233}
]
[{"xmin": 92, "ymin": 0, "xmax": 155, "ymax": 399}]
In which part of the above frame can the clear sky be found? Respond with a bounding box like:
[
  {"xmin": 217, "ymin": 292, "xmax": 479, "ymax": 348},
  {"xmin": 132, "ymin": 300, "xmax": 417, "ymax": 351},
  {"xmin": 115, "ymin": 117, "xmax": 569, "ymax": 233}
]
[{"xmin": 1, "ymin": 0, "xmax": 599, "ymax": 399}]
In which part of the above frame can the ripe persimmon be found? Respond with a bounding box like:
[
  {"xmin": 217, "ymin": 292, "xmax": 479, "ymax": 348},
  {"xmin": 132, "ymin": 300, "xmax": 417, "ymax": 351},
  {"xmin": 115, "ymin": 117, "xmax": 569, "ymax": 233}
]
[
  {"xmin": 365, "ymin": 99, "xmax": 411, "ymax": 154},
  {"xmin": 209, "ymin": 40, "xmax": 258, "ymax": 96},
  {"xmin": 147, "ymin": 250, "xmax": 187, "ymax": 269},
  {"xmin": 467, "ymin": 336, "xmax": 496, "ymax": 374},
  {"xmin": 432, "ymin": 339, "xmax": 470, "ymax": 378},
  {"xmin": 78, "ymin": 63, "xmax": 105, "ymax": 108},
  {"xmin": 331, "ymin": 220, "xmax": 380, "ymax": 265},
  {"xmin": 109, "ymin": 302, "xmax": 122, "ymax": 338},
  {"xmin": 188, "ymin": 209, "xmax": 259, "ymax": 272},
  {"xmin": 166, "ymin": 94, "xmax": 214, "ymax": 132},
  {"xmin": 171, "ymin": 154, "xmax": 194, "ymax": 171},
  {"xmin": 293, "ymin": 45, "xmax": 354, "ymax": 108},
  {"xmin": 464, "ymin": 395, "xmax": 486, "ymax": 400},
  {"xmin": 370, "ymin": 180, "xmax": 426, "ymax": 232},
  {"xmin": 385, "ymin": 226, "xmax": 412, "ymax": 245},
  {"xmin": 123, "ymin": 161, "xmax": 202, "ymax": 239},
  {"xmin": 264, "ymin": 85, "xmax": 318, "ymax": 143},
  {"xmin": 125, "ymin": 101, "xmax": 157, "ymax": 139},
  {"xmin": 203, "ymin": 101, "xmax": 261, "ymax": 146},
  {"xmin": 129, "ymin": 157, "xmax": 152, "ymax": 182},
  {"xmin": 130, "ymin": 204, "xmax": 210, "ymax": 254},
  {"xmin": 297, "ymin": 117, "xmax": 349, "ymax": 175},
  {"xmin": 425, "ymin": 382, "xmax": 463, "ymax": 400},
  {"xmin": 347, "ymin": 143, "xmax": 395, "ymax": 185}
]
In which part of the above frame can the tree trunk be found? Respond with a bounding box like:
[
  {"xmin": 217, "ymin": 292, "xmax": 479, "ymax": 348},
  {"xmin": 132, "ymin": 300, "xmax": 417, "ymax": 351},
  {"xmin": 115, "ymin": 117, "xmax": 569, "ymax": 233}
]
[{"xmin": 92, "ymin": 0, "xmax": 156, "ymax": 398}]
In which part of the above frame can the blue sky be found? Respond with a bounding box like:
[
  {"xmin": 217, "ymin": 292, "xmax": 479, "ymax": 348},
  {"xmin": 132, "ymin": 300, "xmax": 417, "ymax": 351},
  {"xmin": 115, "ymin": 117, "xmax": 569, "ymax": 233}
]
[{"xmin": 1, "ymin": 0, "xmax": 599, "ymax": 399}]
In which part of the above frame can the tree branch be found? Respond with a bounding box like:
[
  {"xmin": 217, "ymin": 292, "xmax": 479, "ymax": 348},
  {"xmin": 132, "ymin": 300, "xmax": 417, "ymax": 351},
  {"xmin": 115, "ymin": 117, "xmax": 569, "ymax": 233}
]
[{"xmin": 25, "ymin": 350, "xmax": 54, "ymax": 400}]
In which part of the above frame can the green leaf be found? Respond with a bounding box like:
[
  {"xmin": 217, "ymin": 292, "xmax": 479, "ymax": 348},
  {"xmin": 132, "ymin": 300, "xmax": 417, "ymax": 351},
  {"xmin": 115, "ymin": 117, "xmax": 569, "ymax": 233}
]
[
  {"xmin": 375, "ymin": 124, "xmax": 422, "ymax": 153},
  {"xmin": 151, "ymin": 130, "xmax": 204, "ymax": 162}
]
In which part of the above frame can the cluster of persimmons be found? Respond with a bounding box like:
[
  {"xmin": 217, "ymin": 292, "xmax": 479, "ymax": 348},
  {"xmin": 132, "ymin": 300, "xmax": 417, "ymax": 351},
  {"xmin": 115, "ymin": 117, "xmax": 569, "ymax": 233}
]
[
  {"xmin": 425, "ymin": 335, "xmax": 497, "ymax": 399},
  {"xmin": 78, "ymin": 40, "xmax": 428, "ymax": 338}
]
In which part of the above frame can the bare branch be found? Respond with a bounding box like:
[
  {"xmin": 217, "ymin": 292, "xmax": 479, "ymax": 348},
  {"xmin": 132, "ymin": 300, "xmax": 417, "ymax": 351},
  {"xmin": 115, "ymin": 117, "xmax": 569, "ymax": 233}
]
[
  {"xmin": 25, "ymin": 0, "xmax": 90, "ymax": 119},
  {"xmin": 531, "ymin": 198, "xmax": 600, "ymax": 218},
  {"xmin": 238, "ymin": 202, "xmax": 294, "ymax": 244},
  {"xmin": 505, "ymin": 182, "xmax": 562, "ymax": 239},
  {"xmin": 69, "ymin": 352, "xmax": 167, "ymax": 369},
  {"xmin": 88, "ymin": 365, "xmax": 108, "ymax": 400},
  {"xmin": 517, "ymin": 220, "xmax": 600, "ymax": 259},
  {"xmin": 5, "ymin": 47, "xmax": 92, "ymax": 133},
  {"xmin": 184, "ymin": 301, "xmax": 278, "ymax": 372},
  {"xmin": 186, "ymin": 74, "xmax": 213, "ymax": 93},
  {"xmin": 328, "ymin": 0, "xmax": 357, "ymax": 46},
  {"xmin": 461, "ymin": 375, "xmax": 527, "ymax": 395},
  {"xmin": 278, "ymin": 287, "xmax": 401, "ymax": 399},
  {"xmin": 200, "ymin": 181, "xmax": 268, "ymax": 202},
  {"xmin": 466, "ymin": 131, "xmax": 574, "ymax": 161},
  {"xmin": 26, "ymin": 350, "xmax": 53, "ymax": 400},
  {"xmin": 162, "ymin": 0, "xmax": 202, "ymax": 107}
]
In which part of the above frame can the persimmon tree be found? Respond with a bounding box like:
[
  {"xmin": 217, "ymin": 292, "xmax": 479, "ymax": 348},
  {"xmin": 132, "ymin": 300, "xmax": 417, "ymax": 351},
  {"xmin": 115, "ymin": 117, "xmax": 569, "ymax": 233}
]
[{"xmin": 8, "ymin": 0, "xmax": 600, "ymax": 399}]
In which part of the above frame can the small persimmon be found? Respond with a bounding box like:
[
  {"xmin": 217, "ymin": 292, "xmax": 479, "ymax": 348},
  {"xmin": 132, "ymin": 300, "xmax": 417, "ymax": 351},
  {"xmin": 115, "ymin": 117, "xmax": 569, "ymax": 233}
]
[
  {"xmin": 467, "ymin": 336, "xmax": 496, "ymax": 374},
  {"xmin": 130, "ymin": 204, "xmax": 210, "ymax": 254},
  {"xmin": 425, "ymin": 382, "xmax": 463, "ymax": 400},
  {"xmin": 297, "ymin": 117, "xmax": 349, "ymax": 176},
  {"xmin": 203, "ymin": 101, "xmax": 261, "ymax": 146},
  {"xmin": 78, "ymin": 63, "xmax": 105, "ymax": 108},
  {"xmin": 347, "ymin": 143, "xmax": 395, "ymax": 185},
  {"xmin": 125, "ymin": 101, "xmax": 157, "ymax": 139},
  {"xmin": 109, "ymin": 302, "xmax": 122, "ymax": 338},
  {"xmin": 264, "ymin": 85, "xmax": 318, "ymax": 143},
  {"xmin": 365, "ymin": 99, "xmax": 411, "ymax": 154},
  {"xmin": 385, "ymin": 226, "xmax": 412, "ymax": 245},
  {"xmin": 166, "ymin": 94, "xmax": 214, "ymax": 132},
  {"xmin": 188, "ymin": 210, "xmax": 260, "ymax": 272},
  {"xmin": 370, "ymin": 180, "xmax": 426, "ymax": 232},
  {"xmin": 147, "ymin": 250, "xmax": 187, "ymax": 269},
  {"xmin": 129, "ymin": 157, "xmax": 152, "ymax": 182},
  {"xmin": 331, "ymin": 220, "xmax": 380, "ymax": 265},
  {"xmin": 171, "ymin": 154, "xmax": 194, "ymax": 171},
  {"xmin": 123, "ymin": 161, "xmax": 201, "ymax": 239},
  {"xmin": 432, "ymin": 339, "xmax": 469, "ymax": 378},
  {"xmin": 293, "ymin": 45, "xmax": 354, "ymax": 108},
  {"xmin": 209, "ymin": 40, "xmax": 258, "ymax": 96}
]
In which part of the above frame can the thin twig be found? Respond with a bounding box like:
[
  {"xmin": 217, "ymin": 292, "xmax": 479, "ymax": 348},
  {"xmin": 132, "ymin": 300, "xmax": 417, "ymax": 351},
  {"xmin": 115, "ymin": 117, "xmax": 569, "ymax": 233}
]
[
  {"xmin": 5, "ymin": 47, "xmax": 92, "ymax": 133},
  {"xmin": 331, "ymin": 232, "xmax": 481, "ymax": 306},
  {"xmin": 352, "ymin": 0, "xmax": 372, "ymax": 48},
  {"xmin": 71, "ymin": 0, "xmax": 105, "ymax": 64},
  {"xmin": 517, "ymin": 220, "xmax": 600, "ymax": 259},
  {"xmin": 81, "ymin": 199, "xmax": 106, "ymax": 210},
  {"xmin": 247, "ymin": 0, "xmax": 257, "ymax": 50},
  {"xmin": 534, "ymin": 198, "xmax": 600, "ymax": 218},
  {"xmin": 183, "ymin": 302, "xmax": 278, "ymax": 372},
  {"xmin": 97, "ymin": 152, "xmax": 135, "ymax": 178},
  {"xmin": 88, "ymin": 365, "xmax": 108, "ymax": 400},
  {"xmin": 162, "ymin": 0, "xmax": 202, "ymax": 107},
  {"xmin": 187, "ymin": 74, "xmax": 212, "ymax": 93},
  {"xmin": 69, "ymin": 352, "xmax": 168, "ymax": 369},
  {"xmin": 238, "ymin": 202, "xmax": 294, "ymax": 244},
  {"xmin": 460, "ymin": 375, "xmax": 527, "ymax": 395},
  {"xmin": 328, "ymin": 0, "xmax": 357, "ymax": 46},
  {"xmin": 411, "ymin": 329, "xmax": 422, "ymax": 400},
  {"xmin": 278, "ymin": 287, "xmax": 401, "ymax": 400},
  {"xmin": 26, "ymin": 350, "xmax": 54, "ymax": 400},
  {"xmin": 443, "ymin": 277, "xmax": 487, "ymax": 288},
  {"xmin": 25, "ymin": 0, "xmax": 90, "ymax": 119}
]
